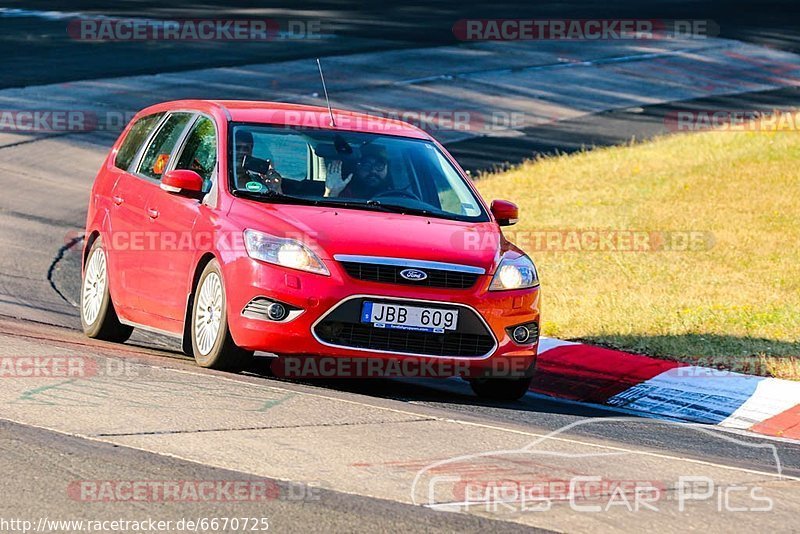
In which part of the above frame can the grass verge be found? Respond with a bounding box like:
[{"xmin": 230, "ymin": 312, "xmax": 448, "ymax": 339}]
[{"xmin": 475, "ymin": 120, "xmax": 800, "ymax": 379}]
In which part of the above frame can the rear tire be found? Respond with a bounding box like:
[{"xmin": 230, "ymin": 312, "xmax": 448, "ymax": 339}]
[
  {"xmin": 191, "ymin": 260, "xmax": 253, "ymax": 371},
  {"xmin": 469, "ymin": 376, "xmax": 533, "ymax": 402},
  {"xmin": 80, "ymin": 238, "xmax": 134, "ymax": 343}
]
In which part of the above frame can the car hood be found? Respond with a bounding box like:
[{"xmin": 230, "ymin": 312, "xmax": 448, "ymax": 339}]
[{"xmin": 228, "ymin": 199, "xmax": 506, "ymax": 273}]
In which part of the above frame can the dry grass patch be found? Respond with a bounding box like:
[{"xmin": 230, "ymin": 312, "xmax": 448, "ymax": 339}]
[{"xmin": 476, "ymin": 121, "xmax": 800, "ymax": 379}]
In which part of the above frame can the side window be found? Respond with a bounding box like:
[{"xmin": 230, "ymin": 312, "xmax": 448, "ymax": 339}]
[
  {"xmin": 175, "ymin": 117, "xmax": 217, "ymax": 181},
  {"xmin": 114, "ymin": 112, "xmax": 164, "ymax": 171},
  {"xmin": 137, "ymin": 112, "xmax": 193, "ymax": 180}
]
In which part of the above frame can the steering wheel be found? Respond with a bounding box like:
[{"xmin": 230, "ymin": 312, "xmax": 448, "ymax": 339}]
[{"xmin": 370, "ymin": 189, "xmax": 419, "ymax": 201}]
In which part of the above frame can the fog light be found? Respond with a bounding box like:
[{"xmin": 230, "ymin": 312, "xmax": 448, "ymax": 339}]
[
  {"xmin": 512, "ymin": 325, "xmax": 531, "ymax": 344},
  {"xmin": 507, "ymin": 321, "xmax": 539, "ymax": 345},
  {"xmin": 267, "ymin": 302, "xmax": 288, "ymax": 321}
]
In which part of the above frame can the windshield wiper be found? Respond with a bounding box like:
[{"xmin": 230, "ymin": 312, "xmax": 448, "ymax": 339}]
[
  {"xmin": 311, "ymin": 197, "xmax": 392, "ymax": 212},
  {"xmin": 237, "ymin": 191, "xmax": 392, "ymax": 214},
  {"xmin": 364, "ymin": 199, "xmax": 437, "ymax": 217},
  {"xmin": 325, "ymin": 197, "xmax": 449, "ymax": 219},
  {"xmin": 234, "ymin": 190, "xmax": 452, "ymax": 219}
]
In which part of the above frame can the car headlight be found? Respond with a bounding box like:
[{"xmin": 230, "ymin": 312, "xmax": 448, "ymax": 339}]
[
  {"xmin": 244, "ymin": 229, "xmax": 329, "ymax": 276},
  {"xmin": 489, "ymin": 254, "xmax": 539, "ymax": 291}
]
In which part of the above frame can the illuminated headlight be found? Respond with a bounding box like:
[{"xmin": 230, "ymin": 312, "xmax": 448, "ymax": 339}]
[
  {"xmin": 244, "ymin": 229, "xmax": 329, "ymax": 276},
  {"xmin": 489, "ymin": 254, "xmax": 539, "ymax": 291}
]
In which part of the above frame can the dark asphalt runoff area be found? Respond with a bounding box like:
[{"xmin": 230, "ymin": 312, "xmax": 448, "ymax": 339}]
[
  {"xmin": 0, "ymin": 419, "xmax": 543, "ymax": 533},
  {"xmin": 1, "ymin": 0, "xmax": 799, "ymax": 89},
  {"xmin": 2, "ymin": 1, "xmax": 799, "ymax": 171},
  {"xmin": 0, "ymin": 1, "xmax": 799, "ymax": 532}
]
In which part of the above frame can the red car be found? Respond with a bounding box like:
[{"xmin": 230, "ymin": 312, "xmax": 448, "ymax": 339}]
[{"xmin": 81, "ymin": 100, "xmax": 540, "ymax": 400}]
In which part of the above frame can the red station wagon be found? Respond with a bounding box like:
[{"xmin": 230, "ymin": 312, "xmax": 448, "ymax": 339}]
[{"xmin": 81, "ymin": 100, "xmax": 540, "ymax": 400}]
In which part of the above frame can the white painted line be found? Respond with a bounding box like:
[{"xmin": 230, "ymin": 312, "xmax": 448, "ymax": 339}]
[
  {"xmin": 537, "ymin": 336, "xmax": 580, "ymax": 354},
  {"xmin": 151, "ymin": 365, "xmax": 800, "ymax": 479}
]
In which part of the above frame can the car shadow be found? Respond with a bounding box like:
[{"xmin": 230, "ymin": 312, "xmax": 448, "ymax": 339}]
[
  {"xmin": 108, "ymin": 332, "xmax": 614, "ymax": 418},
  {"xmin": 243, "ymin": 355, "xmax": 625, "ymax": 419}
]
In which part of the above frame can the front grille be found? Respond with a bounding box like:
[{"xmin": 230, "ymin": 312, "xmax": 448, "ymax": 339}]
[
  {"xmin": 340, "ymin": 262, "xmax": 480, "ymax": 289},
  {"xmin": 316, "ymin": 322, "xmax": 495, "ymax": 357},
  {"xmin": 313, "ymin": 298, "xmax": 496, "ymax": 358}
]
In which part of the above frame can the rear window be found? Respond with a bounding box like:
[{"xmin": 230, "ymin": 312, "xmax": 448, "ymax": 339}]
[{"xmin": 114, "ymin": 113, "xmax": 164, "ymax": 171}]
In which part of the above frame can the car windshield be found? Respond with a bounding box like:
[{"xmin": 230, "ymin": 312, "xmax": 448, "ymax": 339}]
[{"xmin": 229, "ymin": 124, "xmax": 488, "ymax": 222}]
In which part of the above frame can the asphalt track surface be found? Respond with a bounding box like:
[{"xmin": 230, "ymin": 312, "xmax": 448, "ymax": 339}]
[
  {"xmin": 1, "ymin": 2, "xmax": 800, "ymax": 532},
  {"xmin": 0, "ymin": 419, "xmax": 537, "ymax": 533},
  {"xmin": 2, "ymin": 2, "xmax": 800, "ymax": 172},
  {"xmin": 2, "ymin": 0, "xmax": 800, "ymax": 89}
]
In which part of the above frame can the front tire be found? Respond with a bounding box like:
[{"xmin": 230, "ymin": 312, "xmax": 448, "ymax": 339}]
[
  {"xmin": 469, "ymin": 376, "xmax": 533, "ymax": 402},
  {"xmin": 191, "ymin": 260, "xmax": 253, "ymax": 371},
  {"xmin": 80, "ymin": 238, "xmax": 133, "ymax": 342}
]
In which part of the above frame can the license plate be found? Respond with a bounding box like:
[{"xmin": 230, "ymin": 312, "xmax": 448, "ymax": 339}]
[{"xmin": 361, "ymin": 302, "xmax": 459, "ymax": 334}]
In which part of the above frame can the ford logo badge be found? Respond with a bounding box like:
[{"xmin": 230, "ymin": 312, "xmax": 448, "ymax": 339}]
[{"xmin": 400, "ymin": 268, "xmax": 428, "ymax": 281}]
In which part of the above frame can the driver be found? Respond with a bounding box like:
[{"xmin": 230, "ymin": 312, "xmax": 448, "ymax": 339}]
[
  {"xmin": 234, "ymin": 129, "xmax": 282, "ymax": 193},
  {"xmin": 325, "ymin": 145, "xmax": 390, "ymax": 199}
]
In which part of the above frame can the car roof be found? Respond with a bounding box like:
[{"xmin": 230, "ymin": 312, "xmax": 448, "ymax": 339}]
[{"xmin": 137, "ymin": 99, "xmax": 433, "ymax": 140}]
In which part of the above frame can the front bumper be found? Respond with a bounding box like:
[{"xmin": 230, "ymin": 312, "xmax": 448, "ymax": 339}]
[{"xmin": 222, "ymin": 257, "xmax": 540, "ymax": 378}]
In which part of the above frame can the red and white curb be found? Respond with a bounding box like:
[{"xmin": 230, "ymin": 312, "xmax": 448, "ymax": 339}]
[{"xmin": 532, "ymin": 338, "xmax": 800, "ymax": 439}]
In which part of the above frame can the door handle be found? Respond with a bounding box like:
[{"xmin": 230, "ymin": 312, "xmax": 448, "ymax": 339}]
[
  {"xmin": 147, "ymin": 208, "xmax": 159, "ymax": 219},
  {"xmin": 112, "ymin": 195, "xmax": 124, "ymax": 206}
]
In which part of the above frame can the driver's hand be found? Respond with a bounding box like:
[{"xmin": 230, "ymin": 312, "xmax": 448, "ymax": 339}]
[
  {"xmin": 262, "ymin": 169, "xmax": 282, "ymax": 194},
  {"xmin": 323, "ymin": 160, "xmax": 352, "ymax": 197}
]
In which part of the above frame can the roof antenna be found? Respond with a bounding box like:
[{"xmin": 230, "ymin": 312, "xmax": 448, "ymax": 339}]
[{"xmin": 316, "ymin": 58, "xmax": 336, "ymax": 127}]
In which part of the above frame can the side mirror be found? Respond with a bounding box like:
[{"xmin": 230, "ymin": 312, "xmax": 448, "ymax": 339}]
[
  {"xmin": 490, "ymin": 199, "xmax": 519, "ymax": 226},
  {"xmin": 161, "ymin": 169, "xmax": 204, "ymax": 195}
]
